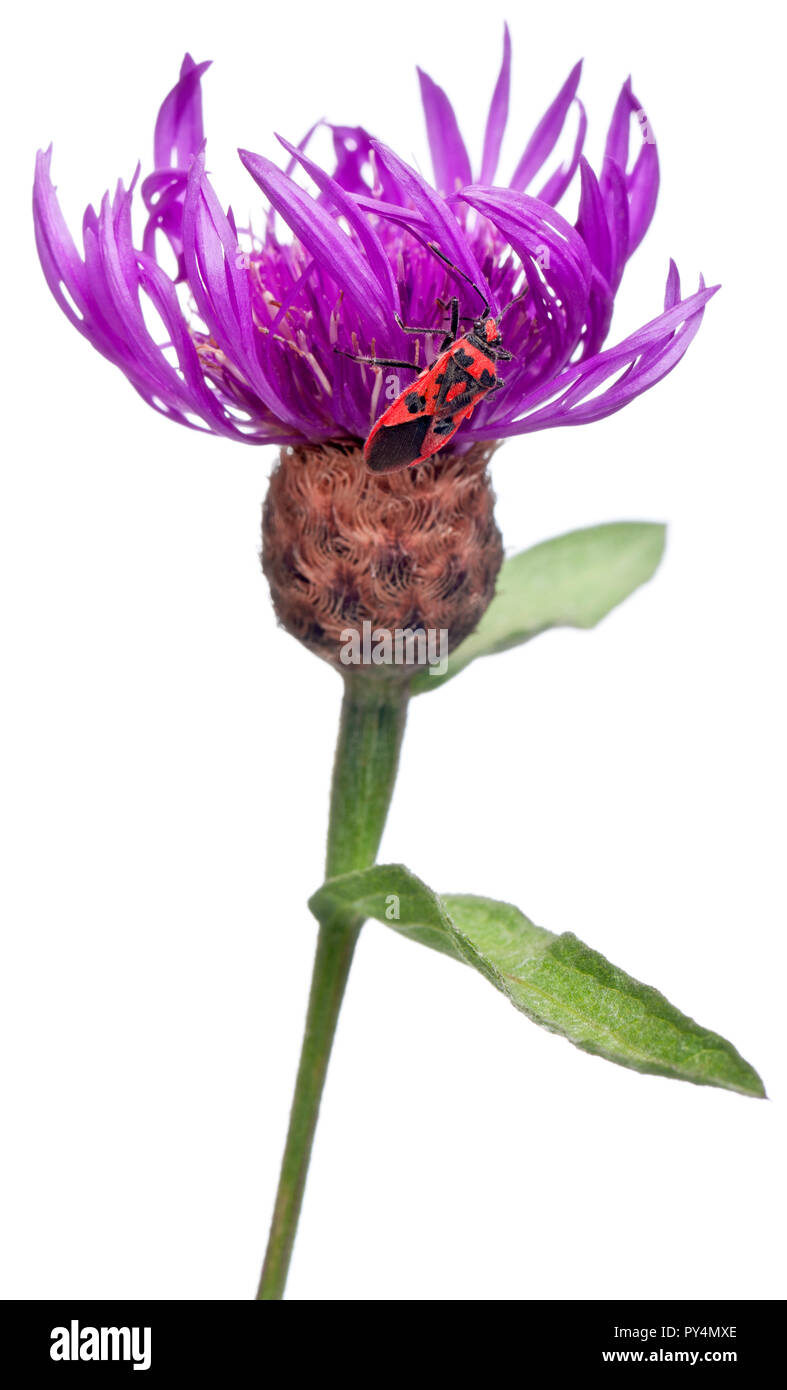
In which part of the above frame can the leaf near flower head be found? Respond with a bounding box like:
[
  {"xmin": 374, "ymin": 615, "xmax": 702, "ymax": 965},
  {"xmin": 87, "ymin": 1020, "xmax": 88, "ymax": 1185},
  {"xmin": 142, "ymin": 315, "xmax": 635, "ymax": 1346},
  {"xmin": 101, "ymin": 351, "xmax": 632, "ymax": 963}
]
[{"xmin": 411, "ymin": 520, "xmax": 666, "ymax": 694}]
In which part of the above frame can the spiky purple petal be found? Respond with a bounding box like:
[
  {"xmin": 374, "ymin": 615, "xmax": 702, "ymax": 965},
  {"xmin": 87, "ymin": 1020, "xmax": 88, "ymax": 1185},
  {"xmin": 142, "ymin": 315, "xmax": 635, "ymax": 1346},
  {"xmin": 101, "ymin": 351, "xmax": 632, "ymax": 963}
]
[
  {"xmin": 274, "ymin": 135, "xmax": 399, "ymax": 314},
  {"xmin": 537, "ymin": 98, "xmax": 587, "ymax": 206},
  {"xmin": 602, "ymin": 77, "xmax": 660, "ymax": 256},
  {"xmin": 239, "ymin": 147, "xmax": 393, "ymax": 326},
  {"xmin": 370, "ymin": 140, "xmax": 493, "ymax": 305},
  {"xmin": 417, "ymin": 67, "xmax": 473, "ymax": 194},
  {"xmin": 510, "ymin": 61, "xmax": 583, "ymax": 191},
  {"xmin": 479, "ymin": 23, "xmax": 512, "ymax": 185}
]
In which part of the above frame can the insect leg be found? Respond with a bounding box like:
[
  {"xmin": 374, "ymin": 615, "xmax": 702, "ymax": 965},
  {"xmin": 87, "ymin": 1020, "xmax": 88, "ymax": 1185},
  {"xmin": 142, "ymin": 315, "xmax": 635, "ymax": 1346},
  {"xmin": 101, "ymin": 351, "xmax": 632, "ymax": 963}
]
[
  {"xmin": 436, "ymin": 298, "xmax": 475, "ymax": 326},
  {"xmin": 438, "ymin": 297, "xmax": 460, "ymax": 352},
  {"xmin": 334, "ymin": 347, "xmax": 419, "ymax": 372},
  {"xmin": 393, "ymin": 297, "xmax": 459, "ymax": 339}
]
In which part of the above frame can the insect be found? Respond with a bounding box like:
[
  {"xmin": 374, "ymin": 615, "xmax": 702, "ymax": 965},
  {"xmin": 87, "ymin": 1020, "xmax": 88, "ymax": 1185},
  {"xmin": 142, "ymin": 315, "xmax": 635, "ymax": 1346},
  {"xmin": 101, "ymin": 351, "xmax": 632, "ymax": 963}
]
[{"xmin": 337, "ymin": 245, "xmax": 521, "ymax": 474}]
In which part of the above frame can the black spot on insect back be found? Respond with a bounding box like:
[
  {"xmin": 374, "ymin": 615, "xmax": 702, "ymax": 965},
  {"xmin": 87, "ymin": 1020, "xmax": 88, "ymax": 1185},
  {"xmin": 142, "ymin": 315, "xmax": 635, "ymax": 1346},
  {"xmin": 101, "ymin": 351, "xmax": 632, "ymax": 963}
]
[
  {"xmin": 405, "ymin": 392, "xmax": 427, "ymax": 414},
  {"xmin": 453, "ymin": 347, "xmax": 475, "ymax": 368}
]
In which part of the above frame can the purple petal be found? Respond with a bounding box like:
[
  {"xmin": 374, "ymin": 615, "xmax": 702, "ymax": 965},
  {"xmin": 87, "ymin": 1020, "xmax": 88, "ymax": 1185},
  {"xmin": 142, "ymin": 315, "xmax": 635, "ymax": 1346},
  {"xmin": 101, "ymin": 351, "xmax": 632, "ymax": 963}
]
[
  {"xmin": 329, "ymin": 126, "xmax": 407, "ymax": 203},
  {"xmin": 626, "ymin": 137, "xmax": 660, "ymax": 254},
  {"xmin": 33, "ymin": 150, "xmax": 275, "ymax": 440},
  {"xmin": 604, "ymin": 77, "xmax": 635, "ymax": 169},
  {"xmin": 153, "ymin": 54, "xmax": 211, "ymax": 171},
  {"xmin": 664, "ymin": 258, "xmax": 681, "ymax": 309},
  {"xmin": 281, "ymin": 122, "xmax": 321, "ymax": 178},
  {"xmin": 460, "ymin": 184, "xmax": 592, "ymax": 356},
  {"xmin": 275, "ymin": 135, "xmax": 398, "ymax": 312},
  {"xmin": 599, "ymin": 157, "xmax": 629, "ymax": 290},
  {"xmin": 582, "ymin": 267, "xmax": 615, "ymax": 360},
  {"xmin": 576, "ymin": 158, "xmax": 613, "ymax": 285},
  {"xmin": 141, "ymin": 168, "xmax": 189, "ymax": 278},
  {"xmin": 257, "ymin": 121, "xmax": 321, "ymax": 245},
  {"xmin": 183, "ymin": 154, "xmax": 300, "ymax": 425},
  {"xmin": 473, "ymin": 271, "xmax": 718, "ymax": 436},
  {"xmin": 479, "ymin": 23, "xmax": 512, "ymax": 185},
  {"xmin": 603, "ymin": 78, "xmax": 659, "ymax": 255},
  {"xmin": 142, "ymin": 56, "xmax": 212, "ymax": 281},
  {"xmin": 33, "ymin": 146, "xmax": 90, "ymax": 329},
  {"xmin": 349, "ymin": 193, "xmax": 429, "ymax": 232},
  {"xmin": 100, "ymin": 188, "xmax": 243, "ymax": 434},
  {"xmin": 136, "ymin": 252, "xmax": 260, "ymax": 436},
  {"xmin": 238, "ymin": 147, "xmax": 393, "ymax": 323},
  {"xmin": 574, "ymin": 159, "xmax": 621, "ymax": 353},
  {"xmin": 537, "ymin": 98, "xmax": 586, "ymax": 206},
  {"xmin": 510, "ymin": 60, "xmax": 583, "ymax": 191},
  {"xmin": 370, "ymin": 141, "xmax": 492, "ymax": 305},
  {"xmin": 417, "ymin": 67, "xmax": 473, "ymax": 194}
]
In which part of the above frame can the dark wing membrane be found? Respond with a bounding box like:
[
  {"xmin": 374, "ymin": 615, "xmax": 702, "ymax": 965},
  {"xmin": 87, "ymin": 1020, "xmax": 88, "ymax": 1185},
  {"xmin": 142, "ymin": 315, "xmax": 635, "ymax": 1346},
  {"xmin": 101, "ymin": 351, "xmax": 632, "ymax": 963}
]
[{"xmin": 365, "ymin": 414, "xmax": 432, "ymax": 473}]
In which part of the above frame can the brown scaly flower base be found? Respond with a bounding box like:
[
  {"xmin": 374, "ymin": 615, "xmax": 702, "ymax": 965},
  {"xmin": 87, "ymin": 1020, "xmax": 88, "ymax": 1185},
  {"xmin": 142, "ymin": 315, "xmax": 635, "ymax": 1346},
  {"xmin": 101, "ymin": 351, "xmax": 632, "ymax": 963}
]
[{"xmin": 262, "ymin": 441, "xmax": 504, "ymax": 670}]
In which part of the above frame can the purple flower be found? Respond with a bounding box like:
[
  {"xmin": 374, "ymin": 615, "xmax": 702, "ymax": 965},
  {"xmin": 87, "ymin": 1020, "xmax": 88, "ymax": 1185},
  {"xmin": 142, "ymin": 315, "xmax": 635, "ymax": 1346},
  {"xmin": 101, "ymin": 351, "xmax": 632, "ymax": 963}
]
[{"xmin": 33, "ymin": 35, "xmax": 716, "ymax": 452}]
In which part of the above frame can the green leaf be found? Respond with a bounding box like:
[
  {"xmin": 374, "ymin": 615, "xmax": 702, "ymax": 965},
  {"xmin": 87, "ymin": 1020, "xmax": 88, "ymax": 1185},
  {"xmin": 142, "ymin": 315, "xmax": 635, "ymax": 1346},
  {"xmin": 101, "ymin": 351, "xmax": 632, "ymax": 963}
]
[
  {"xmin": 411, "ymin": 521, "xmax": 667, "ymax": 693},
  {"xmin": 309, "ymin": 865, "xmax": 765, "ymax": 1098}
]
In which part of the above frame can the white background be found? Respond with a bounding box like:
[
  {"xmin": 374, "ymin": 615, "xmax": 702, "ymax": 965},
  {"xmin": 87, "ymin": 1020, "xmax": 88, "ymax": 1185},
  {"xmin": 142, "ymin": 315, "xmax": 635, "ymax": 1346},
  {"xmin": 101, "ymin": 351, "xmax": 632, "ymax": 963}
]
[{"xmin": 2, "ymin": 0, "xmax": 785, "ymax": 1301}]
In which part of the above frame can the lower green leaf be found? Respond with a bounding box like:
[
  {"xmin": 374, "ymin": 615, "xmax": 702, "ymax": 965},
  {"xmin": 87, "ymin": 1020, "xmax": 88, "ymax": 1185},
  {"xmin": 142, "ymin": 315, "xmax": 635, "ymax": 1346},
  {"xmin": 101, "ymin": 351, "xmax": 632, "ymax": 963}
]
[{"xmin": 308, "ymin": 865, "xmax": 764, "ymax": 1098}]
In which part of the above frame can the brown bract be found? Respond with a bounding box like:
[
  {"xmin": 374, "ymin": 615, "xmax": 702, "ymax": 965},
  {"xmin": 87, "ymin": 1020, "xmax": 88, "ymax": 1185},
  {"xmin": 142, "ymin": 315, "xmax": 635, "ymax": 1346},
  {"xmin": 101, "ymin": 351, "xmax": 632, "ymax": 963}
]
[{"xmin": 262, "ymin": 442, "xmax": 504, "ymax": 670}]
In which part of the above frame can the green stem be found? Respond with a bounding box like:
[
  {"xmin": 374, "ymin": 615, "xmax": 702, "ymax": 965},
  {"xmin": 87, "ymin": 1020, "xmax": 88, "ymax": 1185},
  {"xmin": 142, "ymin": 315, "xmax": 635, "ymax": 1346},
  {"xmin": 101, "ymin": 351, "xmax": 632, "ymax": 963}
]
[{"xmin": 257, "ymin": 672, "xmax": 410, "ymax": 1300}]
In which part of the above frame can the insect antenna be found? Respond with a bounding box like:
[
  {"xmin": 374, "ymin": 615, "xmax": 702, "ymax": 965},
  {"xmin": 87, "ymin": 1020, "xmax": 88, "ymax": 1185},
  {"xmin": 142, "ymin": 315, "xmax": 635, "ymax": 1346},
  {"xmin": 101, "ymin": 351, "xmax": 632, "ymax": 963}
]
[{"xmin": 497, "ymin": 287, "xmax": 529, "ymax": 323}]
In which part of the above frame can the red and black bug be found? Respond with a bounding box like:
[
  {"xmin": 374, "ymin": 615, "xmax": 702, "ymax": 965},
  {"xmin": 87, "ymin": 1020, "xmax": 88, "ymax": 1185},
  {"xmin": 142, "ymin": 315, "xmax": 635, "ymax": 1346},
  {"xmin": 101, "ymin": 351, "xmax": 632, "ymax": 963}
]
[{"xmin": 338, "ymin": 244, "xmax": 520, "ymax": 474}]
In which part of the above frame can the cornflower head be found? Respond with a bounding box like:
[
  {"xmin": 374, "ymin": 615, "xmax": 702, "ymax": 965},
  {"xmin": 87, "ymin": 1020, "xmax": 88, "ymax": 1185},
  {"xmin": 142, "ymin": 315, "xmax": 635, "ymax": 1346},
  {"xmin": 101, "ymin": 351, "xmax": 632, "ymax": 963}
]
[{"xmin": 33, "ymin": 31, "xmax": 716, "ymax": 664}]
